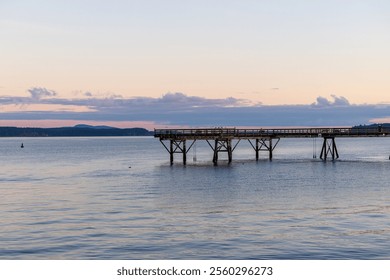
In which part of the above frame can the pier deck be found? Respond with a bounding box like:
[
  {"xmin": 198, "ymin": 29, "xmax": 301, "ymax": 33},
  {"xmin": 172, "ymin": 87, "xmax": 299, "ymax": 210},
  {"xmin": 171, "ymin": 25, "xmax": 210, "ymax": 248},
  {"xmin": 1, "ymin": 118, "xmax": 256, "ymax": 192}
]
[{"xmin": 154, "ymin": 127, "xmax": 390, "ymax": 165}]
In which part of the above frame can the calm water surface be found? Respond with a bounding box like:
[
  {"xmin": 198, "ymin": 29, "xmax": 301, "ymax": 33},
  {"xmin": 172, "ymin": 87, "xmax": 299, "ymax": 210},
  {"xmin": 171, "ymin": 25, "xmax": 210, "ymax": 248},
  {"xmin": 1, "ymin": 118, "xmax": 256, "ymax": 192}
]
[{"xmin": 1, "ymin": 137, "xmax": 390, "ymax": 259}]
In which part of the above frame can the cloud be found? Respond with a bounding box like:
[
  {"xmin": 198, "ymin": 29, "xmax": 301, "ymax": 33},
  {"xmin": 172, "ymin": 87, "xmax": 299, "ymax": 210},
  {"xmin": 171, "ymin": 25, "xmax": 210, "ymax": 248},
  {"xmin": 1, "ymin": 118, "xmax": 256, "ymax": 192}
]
[
  {"xmin": 1, "ymin": 89, "xmax": 390, "ymax": 127},
  {"xmin": 0, "ymin": 90, "xmax": 255, "ymax": 118},
  {"xmin": 331, "ymin": 95, "xmax": 350, "ymax": 106},
  {"xmin": 154, "ymin": 92, "xmax": 253, "ymax": 108},
  {"xmin": 27, "ymin": 87, "xmax": 57, "ymax": 100},
  {"xmin": 312, "ymin": 95, "xmax": 350, "ymax": 108}
]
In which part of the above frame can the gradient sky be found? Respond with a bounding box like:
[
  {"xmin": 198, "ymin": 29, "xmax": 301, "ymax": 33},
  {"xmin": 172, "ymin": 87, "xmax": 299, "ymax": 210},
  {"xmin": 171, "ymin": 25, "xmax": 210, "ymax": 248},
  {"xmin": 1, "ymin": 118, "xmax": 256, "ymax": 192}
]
[{"xmin": 1, "ymin": 0, "xmax": 390, "ymax": 128}]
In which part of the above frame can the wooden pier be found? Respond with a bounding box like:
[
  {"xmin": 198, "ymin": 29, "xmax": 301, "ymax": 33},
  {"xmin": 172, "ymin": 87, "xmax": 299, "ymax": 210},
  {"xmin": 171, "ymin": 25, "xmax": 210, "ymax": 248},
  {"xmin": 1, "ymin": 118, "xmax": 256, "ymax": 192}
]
[{"xmin": 154, "ymin": 127, "xmax": 390, "ymax": 165}]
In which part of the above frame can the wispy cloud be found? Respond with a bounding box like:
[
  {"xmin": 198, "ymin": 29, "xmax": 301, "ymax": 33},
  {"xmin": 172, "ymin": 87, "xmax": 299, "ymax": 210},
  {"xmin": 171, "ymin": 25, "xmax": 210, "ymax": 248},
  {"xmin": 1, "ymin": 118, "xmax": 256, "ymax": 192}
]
[
  {"xmin": 158, "ymin": 92, "xmax": 254, "ymax": 108},
  {"xmin": 1, "ymin": 89, "xmax": 389, "ymax": 127}
]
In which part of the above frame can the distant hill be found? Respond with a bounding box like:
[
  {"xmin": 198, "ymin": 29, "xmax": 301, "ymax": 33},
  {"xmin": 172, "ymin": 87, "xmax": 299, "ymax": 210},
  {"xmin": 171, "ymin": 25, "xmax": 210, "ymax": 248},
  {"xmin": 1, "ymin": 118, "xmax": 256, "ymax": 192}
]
[
  {"xmin": 353, "ymin": 123, "xmax": 390, "ymax": 128},
  {"xmin": 0, "ymin": 125, "xmax": 153, "ymax": 137},
  {"xmin": 73, "ymin": 124, "xmax": 117, "ymax": 129}
]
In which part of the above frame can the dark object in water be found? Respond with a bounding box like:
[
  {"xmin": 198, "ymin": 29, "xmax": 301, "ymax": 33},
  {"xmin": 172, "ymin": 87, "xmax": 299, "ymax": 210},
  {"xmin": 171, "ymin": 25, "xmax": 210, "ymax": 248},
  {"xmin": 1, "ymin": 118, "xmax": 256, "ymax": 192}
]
[{"xmin": 21, "ymin": 143, "xmax": 24, "ymax": 148}]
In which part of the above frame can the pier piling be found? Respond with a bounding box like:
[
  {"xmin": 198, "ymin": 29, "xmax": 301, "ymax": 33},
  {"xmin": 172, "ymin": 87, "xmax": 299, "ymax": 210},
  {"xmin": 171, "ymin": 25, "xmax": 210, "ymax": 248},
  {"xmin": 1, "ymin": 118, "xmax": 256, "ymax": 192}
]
[{"xmin": 320, "ymin": 137, "xmax": 339, "ymax": 161}]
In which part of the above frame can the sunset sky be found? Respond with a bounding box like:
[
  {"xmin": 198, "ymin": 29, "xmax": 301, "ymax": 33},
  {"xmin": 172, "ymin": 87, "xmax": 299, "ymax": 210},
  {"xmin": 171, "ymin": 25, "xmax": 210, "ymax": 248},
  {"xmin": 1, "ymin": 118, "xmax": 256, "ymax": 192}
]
[{"xmin": 1, "ymin": 0, "xmax": 390, "ymax": 128}]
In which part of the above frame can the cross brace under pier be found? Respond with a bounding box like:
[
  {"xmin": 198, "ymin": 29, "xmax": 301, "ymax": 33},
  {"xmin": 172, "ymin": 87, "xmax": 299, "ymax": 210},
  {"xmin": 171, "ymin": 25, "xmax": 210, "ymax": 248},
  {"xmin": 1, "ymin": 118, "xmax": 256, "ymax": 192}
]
[
  {"xmin": 320, "ymin": 137, "xmax": 339, "ymax": 160},
  {"xmin": 248, "ymin": 138, "xmax": 280, "ymax": 160},
  {"xmin": 205, "ymin": 139, "xmax": 240, "ymax": 165},
  {"xmin": 159, "ymin": 139, "xmax": 196, "ymax": 165}
]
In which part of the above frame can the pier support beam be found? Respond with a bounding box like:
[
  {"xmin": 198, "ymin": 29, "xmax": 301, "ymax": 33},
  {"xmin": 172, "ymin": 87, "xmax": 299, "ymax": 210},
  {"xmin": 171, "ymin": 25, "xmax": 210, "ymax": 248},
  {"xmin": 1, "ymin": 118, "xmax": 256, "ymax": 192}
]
[
  {"xmin": 213, "ymin": 140, "xmax": 219, "ymax": 165},
  {"xmin": 159, "ymin": 139, "xmax": 196, "ymax": 165},
  {"xmin": 207, "ymin": 139, "xmax": 235, "ymax": 165},
  {"xmin": 269, "ymin": 138, "xmax": 273, "ymax": 160},
  {"xmin": 183, "ymin": 140, "xmax": 186, "ymax": 165},
  {"xmin": 170, "ymin": 140, "xmax": 174, "ymax": 164},
  {"xmin": 248, "ymin": 138, "xmax": 280, "ymax": 161},
  {"xmin": 320, "ymin": 137, "xmax": 339, "ymax": 161}
]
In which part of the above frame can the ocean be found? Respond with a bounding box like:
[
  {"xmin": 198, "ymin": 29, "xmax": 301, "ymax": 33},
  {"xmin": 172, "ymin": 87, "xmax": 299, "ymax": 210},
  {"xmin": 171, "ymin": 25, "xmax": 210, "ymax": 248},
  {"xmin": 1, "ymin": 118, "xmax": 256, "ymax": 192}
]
[{"xmin": 1, "ymin": 136, "xmax": 390, "ymax": 259}]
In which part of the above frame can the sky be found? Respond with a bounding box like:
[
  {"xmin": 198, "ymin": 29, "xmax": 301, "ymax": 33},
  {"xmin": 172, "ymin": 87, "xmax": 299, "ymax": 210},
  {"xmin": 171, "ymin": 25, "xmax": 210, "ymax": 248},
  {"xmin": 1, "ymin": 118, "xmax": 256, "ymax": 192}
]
[{"xmin": 1, "ymin": 0, "xmax": 390, "ymax": 129}]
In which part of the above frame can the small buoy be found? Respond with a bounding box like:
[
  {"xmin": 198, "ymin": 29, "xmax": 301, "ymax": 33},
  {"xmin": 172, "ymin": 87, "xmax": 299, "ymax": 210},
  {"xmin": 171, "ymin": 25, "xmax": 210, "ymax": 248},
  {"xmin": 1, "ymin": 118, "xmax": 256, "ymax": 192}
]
[
  {"xmin": 21, "ymin": 143, "xmax": 24, "ymax": 148},
  {"xmin": 128, "ymin": 166, "xmax": 131, "ymax": 168}
]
